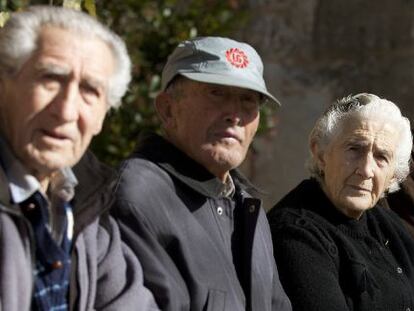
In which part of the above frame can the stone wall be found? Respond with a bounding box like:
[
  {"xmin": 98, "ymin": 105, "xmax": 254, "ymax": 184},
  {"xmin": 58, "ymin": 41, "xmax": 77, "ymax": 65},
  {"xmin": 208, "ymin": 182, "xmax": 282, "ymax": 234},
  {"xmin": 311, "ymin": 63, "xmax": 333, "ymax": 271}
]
[{"xmin": 237, "ymin": 0, "xmax": 414, "ymax": 209}]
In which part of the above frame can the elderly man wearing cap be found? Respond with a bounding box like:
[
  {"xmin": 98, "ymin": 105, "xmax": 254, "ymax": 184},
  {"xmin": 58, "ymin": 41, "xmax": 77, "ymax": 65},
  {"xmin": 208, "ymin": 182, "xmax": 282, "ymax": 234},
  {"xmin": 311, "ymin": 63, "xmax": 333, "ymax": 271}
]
[{"xmin": 112, "ymin": 37, "xmax": 291, "ymax": 311}]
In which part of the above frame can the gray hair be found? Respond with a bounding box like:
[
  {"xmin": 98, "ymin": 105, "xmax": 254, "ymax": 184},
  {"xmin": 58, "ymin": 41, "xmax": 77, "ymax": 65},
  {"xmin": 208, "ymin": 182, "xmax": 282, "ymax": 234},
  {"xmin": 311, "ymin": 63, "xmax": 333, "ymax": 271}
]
[
  {"xmin": 308, "ymin": 93, "xmax": 412, "ymax": 193},
  {"xmin": 0, "ymin": 5, "xmax": 131, "ymax": 109},
  {"xmin": 164, "ymin": 75, "xmax": 188, "ymax": 100}
]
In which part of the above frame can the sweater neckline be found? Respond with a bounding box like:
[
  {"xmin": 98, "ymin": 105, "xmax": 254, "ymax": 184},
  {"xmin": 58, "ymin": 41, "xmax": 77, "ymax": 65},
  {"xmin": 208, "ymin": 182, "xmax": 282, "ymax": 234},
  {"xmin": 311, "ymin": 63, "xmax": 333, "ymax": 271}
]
[{"xmin": 303, "ymin": 179, "xmax": 372, "ymax": 239}]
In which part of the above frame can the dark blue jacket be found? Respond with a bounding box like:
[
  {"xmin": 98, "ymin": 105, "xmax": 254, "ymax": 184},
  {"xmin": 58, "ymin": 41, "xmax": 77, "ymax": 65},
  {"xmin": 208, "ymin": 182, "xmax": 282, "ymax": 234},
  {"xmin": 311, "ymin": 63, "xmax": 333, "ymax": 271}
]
[
  {"xmin": 0, "ymin": 149, "xmax": 158, "ymax": 311},
  {"xmin": 112, "ymin": 133, "xmax": 291, "ymax": 311}
]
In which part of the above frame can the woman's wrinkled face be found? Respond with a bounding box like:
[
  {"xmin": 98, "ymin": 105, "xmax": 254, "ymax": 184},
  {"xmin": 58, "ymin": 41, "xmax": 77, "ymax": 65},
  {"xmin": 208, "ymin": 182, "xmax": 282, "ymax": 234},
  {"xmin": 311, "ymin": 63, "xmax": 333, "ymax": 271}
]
[{"xmin": 314, "ymin": 117, "xmax": 398, "ymax": 219}]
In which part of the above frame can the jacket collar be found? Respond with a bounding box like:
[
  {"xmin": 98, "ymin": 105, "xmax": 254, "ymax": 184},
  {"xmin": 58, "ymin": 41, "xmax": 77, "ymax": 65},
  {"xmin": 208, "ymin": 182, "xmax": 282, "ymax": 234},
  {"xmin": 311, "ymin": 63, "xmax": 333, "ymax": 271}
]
[
  {"xmin": 71, "ymin": 150, "xmax": 115, "ymax": 236},
  {"xmin": 0, "ymin": 165, "xmax": 12, "ymax": 210},
  {"xmin": 0, "ymin": 135, "xmax": 112, "ymax": 235},
  {"xmin": 134, "ymin": 132, "xmax": 255, "ymax": 198}
]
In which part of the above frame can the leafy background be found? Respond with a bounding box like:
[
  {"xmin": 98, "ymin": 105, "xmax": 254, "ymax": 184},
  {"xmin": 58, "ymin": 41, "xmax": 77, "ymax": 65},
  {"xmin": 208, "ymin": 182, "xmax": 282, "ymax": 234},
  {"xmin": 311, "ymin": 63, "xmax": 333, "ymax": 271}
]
[{"xmin": 0, "ymin": 0, "xmax": 277, "ymax": 167}]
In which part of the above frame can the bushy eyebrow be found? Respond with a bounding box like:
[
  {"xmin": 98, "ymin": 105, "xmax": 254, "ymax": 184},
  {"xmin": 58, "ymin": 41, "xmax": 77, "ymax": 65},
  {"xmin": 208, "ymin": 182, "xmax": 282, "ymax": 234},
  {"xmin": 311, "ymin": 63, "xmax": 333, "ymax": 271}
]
[
  {"xmin": 345, "ymin": 137, "xmax": 394, "ymax": 158},
  {"xmin": 34, "ymin": 62, "xmax": 106, "ymax": 92},
  {"xmin": 343, "ymin": 137, "xmax": 367, "ymax": 147},
  {"xmin": 34, "ymin": 62, "xmax": 70, "ymax": 76},
  {"xmin": 81, "ymin": 75, "xmax": 106, "ymax": 92},
  {"xmin": 349, "ymin": 139, "xmax": 365, "ymax": 144}
]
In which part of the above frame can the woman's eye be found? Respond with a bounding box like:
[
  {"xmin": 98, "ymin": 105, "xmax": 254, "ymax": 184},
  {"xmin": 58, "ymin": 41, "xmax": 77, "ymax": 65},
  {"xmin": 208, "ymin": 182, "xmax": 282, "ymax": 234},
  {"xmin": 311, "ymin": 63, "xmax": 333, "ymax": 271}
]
[{"xmin": 376, "ymin": 153, "xmax": 389, "ymax": 163}]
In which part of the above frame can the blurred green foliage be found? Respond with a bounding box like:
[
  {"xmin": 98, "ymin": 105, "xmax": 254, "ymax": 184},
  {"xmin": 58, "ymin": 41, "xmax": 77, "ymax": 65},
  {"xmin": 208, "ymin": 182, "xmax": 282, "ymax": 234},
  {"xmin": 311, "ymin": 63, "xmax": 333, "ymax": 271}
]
[{"xmin": 0, "ymin": 0, "xmax": 278, "ymax": 167}]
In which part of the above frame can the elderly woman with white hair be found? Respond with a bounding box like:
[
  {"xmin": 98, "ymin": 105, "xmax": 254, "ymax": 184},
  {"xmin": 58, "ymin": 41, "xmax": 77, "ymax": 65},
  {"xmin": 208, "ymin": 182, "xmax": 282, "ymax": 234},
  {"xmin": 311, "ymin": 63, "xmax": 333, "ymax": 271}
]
[{"xmin": 267, "ymin": 93, "xmax": 414, "ymax": 311}]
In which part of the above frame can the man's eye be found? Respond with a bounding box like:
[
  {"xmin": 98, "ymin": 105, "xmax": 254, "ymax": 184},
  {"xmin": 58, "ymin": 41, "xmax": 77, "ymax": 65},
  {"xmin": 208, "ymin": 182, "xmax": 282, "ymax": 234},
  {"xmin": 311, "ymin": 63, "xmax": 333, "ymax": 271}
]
[
  {"xmin": 348, "ymin": 145, "xmax": 360, "ymax": 151},
  {"xmin": 39, "ymin": 73, "xmax": 62, "ymax": 89},
  {"xmin": 209, "ymin": 88, "xmax": 225, "ymax": 97},
  {"xmin": 40, "ymin": 73, "xmax": 63, "ymax": 83},
  {"xmin": 242, "ymin": 95, "xmax": 259, "ymax": 104},
  {"xmin": 41, "ymin": 73, "xmax": 58, "ymax": 80},
  {"xmin": 81, "ymin": 84, "xmax": 99, "ymax": 97}
]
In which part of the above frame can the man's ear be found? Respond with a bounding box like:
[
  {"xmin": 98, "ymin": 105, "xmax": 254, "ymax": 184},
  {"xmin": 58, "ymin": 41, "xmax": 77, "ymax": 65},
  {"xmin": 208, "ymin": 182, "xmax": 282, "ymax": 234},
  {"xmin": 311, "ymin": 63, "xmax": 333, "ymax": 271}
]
[
  {"xmin": 0, "ymin": 77, "xmax": 5, "ymax": 95},
  {"xmin": 0, "ymin": 77, "xmax": 9, "ymax": 106},
  {"xmin": 155, "ymin": 92, "xmax": 175, "ymax": 129},
  {"xmin": 310, "ymin": 140, "xmax": 326, "ymax": 171}
]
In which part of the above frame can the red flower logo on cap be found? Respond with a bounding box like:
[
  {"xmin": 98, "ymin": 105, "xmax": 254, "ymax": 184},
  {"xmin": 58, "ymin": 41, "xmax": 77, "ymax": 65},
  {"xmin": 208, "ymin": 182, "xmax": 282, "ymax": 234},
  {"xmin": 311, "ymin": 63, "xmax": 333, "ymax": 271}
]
[{"xmin": 225, "ymin": 48, "xmax": 249, "ymax": 68}]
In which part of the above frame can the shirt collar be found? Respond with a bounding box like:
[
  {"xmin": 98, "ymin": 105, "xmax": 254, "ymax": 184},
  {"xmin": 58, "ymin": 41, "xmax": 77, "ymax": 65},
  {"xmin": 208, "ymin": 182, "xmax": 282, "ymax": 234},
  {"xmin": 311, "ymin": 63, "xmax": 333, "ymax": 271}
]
[
  {"xmin": 222, "ymin": 174, "xmax": 235, "ymax": 198},
  {"xmin": 0, "ymin": 137, "xmax": 78, "ymax": 204}
]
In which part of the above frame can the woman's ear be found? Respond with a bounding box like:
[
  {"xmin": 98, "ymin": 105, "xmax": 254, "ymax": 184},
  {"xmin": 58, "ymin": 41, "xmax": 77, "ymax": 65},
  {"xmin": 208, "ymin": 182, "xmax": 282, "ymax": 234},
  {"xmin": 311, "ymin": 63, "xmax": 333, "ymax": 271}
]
[
  {"xmin": 154, "ymin": 91, "xmax": 175, "ymax": 129},
  {"xmin": 385, "ymin": 176, "xmax": 398, "ymax": 193},
  {"xmin": 310, "ymin": 140, "xmax": 326, "ymax": 172}
]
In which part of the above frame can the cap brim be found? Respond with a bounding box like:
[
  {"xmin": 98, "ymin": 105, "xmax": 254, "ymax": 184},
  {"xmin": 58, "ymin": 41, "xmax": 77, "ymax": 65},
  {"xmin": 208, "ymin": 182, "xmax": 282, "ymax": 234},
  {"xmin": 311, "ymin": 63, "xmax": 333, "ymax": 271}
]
[{"xmin": 179, "ymin": 72, "xmax": 281, "ymax": 106}]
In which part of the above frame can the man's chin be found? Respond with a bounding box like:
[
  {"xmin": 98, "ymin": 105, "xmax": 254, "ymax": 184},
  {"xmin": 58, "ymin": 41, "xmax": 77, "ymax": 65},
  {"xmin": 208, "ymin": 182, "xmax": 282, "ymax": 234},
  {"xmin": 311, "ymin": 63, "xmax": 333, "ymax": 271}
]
[
  {"xmin": 210, "ymin": 154, "xmax": 244, "ymax": 171},
  {"xmin": 25, "ymin": 153, "xmax": 77, "ymax": 177}
]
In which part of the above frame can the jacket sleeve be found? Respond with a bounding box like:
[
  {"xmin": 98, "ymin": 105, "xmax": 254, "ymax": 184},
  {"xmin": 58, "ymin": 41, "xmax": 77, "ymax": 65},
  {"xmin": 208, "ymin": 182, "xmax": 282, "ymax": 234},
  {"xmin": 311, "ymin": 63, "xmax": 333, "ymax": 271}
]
[
  {"xmin": 111, "ymin": 199, "xmax": 190, "ymax": 311},
  {"xmin": 93, "ymin": 215, "xmax": 160, "ymax": 310},
  {"xmin": 270, "ymin": 252, "xmax": 292, "ymax": 311},
  {"xmin": 269, "ymin": 215, "xmax": 350, "ymax": 311}
]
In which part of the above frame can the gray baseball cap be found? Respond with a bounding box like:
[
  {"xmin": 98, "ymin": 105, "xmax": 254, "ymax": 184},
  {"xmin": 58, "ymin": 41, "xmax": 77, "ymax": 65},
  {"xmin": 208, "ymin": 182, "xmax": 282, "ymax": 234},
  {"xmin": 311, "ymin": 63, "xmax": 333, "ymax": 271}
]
[{"xmin": 161, "ymin": 36, "xmax": 281, "ymax": 106}]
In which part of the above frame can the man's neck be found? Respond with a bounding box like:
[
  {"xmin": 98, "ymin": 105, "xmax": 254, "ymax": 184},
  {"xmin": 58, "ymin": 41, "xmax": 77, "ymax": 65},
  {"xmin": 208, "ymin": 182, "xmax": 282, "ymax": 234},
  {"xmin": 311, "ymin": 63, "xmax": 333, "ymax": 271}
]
[
  {"xmin": 163, "ymin": 133, "xmax": 231, "ymax": 183},
  {"xmin": 30, "ymin": 168, "xmax": 54, "ymax": 195},
  {"xmin": 37, "ymin": 176, "xmax": 50, "ymax": 195}
]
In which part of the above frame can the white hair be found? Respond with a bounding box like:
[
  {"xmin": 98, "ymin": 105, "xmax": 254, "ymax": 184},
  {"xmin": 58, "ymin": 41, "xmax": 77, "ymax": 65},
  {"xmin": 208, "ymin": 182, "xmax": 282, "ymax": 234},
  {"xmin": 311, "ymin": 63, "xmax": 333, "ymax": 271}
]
[
  {"xmin": 308, "ymin": 93, "xmax": 413, "ymax": 193},
  {"xmin": 0, "ymin": 5, "xmax": 131, "ymax": 109}
]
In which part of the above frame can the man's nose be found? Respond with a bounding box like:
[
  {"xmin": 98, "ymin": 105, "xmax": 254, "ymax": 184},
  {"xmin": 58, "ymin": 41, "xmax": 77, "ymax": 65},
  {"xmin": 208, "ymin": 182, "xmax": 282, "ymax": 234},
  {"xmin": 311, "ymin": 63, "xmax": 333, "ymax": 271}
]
[
  {"xmin": 223, "ymin": 97, "xmax": 243, "ymax": 126},
  {"xmin": 49, "ymin": 83, "xmax": 79, "ymax": 122}
]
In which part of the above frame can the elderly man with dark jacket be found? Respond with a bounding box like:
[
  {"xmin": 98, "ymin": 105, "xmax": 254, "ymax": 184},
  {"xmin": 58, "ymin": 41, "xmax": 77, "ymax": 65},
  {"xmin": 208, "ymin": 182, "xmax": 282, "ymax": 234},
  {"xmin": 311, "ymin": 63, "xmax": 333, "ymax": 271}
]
[
  {"xmin": 0, "ymin": 6, "xmax": 157, "ymax": 311},
  {"xmin": 112, "ymin": 37, "xmax": 291, "ymax": 311}
]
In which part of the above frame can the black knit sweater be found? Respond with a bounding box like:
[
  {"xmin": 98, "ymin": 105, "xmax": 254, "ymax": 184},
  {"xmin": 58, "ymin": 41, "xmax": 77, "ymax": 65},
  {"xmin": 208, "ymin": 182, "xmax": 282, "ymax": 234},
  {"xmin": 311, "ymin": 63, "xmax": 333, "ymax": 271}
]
[{"xmin": 268, "ymin": 179, "xmax": 414, "ymax": 311}]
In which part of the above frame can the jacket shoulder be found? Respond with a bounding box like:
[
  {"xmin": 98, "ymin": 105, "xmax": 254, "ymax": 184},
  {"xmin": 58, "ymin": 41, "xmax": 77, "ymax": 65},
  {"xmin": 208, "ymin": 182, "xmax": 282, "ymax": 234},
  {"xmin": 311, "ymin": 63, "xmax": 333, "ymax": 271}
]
[
  {"xmin": 267, "ymin": 180, "xmax": 313, "ymax": 226},
  {"xmin": 115, "ymin": 156, "xmax": 174, "ymax": 201},
  {"xmin": 267, "ymin": 180, "xmax": 339, "ymax": 252},
  {"xmin": 113, "ymin": 155, "xmax": 184, "ymax": 231}
]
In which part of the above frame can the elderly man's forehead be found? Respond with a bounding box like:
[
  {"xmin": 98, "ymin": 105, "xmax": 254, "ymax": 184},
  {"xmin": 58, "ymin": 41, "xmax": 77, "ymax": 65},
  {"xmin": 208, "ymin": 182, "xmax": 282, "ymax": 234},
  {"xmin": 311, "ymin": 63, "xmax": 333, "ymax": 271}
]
[
  {"xmin": 33, "ymin": 25, "xmax": 113, "ymax": 58},
  {"xmin": 185, "ymin": 79, "xmax": 260, "ymax": 95},
  {"xmin": 38, "ymin": 26, "xmax": 112, "ymax": 62},
  {"xmin": 33, "ymin": 61, "xmax": 107, "ymax": 89}
]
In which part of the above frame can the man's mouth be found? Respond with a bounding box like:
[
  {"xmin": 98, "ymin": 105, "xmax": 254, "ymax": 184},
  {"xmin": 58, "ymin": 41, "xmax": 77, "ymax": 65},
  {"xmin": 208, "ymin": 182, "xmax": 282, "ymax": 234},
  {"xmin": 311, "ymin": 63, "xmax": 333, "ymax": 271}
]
[
  {"xmin": 40, "ymin": 129, "xmax": 73, "ymax": 143},
  {"xmin": 214, "ymin": 130, "xmax": 242, "ymax": 143}
]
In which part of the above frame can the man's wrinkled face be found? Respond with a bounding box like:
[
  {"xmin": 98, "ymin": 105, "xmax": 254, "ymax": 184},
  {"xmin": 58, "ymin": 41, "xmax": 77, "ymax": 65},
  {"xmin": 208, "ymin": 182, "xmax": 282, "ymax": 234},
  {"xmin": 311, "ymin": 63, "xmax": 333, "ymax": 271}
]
[
  {"xmin": 159, "ymin": 79, "xmax": 260, "ymax": 181},
  {"xmin": 315, "ymin": 117, "xmax": 398, "ymax": 219},
  {"xmin": 0, "ymin": 26, "xmax": 114, "ymax": 181}
]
